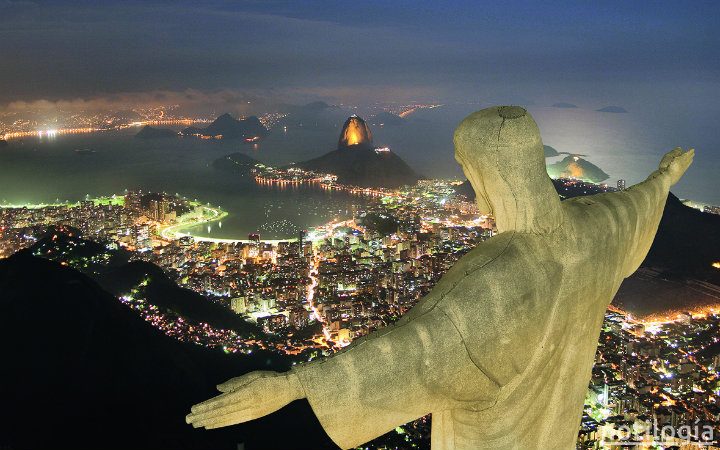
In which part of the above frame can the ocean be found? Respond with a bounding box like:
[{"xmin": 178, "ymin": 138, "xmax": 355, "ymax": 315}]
[{"xmin": 0, "ymin": 104, "xmax": 717, "ymax": 240}]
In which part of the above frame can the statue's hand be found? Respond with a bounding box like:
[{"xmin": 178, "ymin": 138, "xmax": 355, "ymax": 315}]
[
  {"xmin": 186, "ymin": 370, "xmax": 305, "ymax": 429},
  {"xmin": 659, "ymin": 147, "xmax": 694, "ymax": 186}
]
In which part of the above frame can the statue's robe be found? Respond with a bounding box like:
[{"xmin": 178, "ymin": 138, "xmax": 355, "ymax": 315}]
[{"xmin": 293, "ymin": 169, "xmax": 670, "ymax": 449}]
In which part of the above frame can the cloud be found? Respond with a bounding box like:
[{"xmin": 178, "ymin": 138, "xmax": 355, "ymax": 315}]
[
  {"xmin": 2, "ymin": 84, "xmax": 447, "ymax": 116},
  {"xmin": 0, "ymin": 1, "xmax": 717, "ymax": 107},
  {"xmin": 3, "ymin": 89, "xmax": 257, "ymax": 114},
  {"xmin": 0, "ymin": 0, "xmax": 37, "ymax": 8}
]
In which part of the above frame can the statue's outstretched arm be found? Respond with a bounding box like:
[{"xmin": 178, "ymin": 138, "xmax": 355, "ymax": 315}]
[
  {"xmin": 187, "ymin": 306, "xmax": 499, "ymax": 449},
  {"xmin": 598, "ymin": 147, "xmax": 693, "ymax": 277}
]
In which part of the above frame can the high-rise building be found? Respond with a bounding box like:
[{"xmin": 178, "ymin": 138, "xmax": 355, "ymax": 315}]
[
  {"xmin": 299, "ymin": 229, "xmax": 307, "ymax": 257},
  {"xmin": 148, "ymin": 199, "xmax": 168, "ymax": 222},
  {"xmin": 230, "ymin": 296, "xmax": 248, "ymax": 314},
  {"xmin": 617, "ymin": 179, "xmax": 626, "ymax": 190}
]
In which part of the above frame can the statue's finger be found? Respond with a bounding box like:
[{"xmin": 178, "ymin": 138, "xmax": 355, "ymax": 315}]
[
  {"xmin": 190, "ymin": 392, "xmax": 236, "ymax": 414},
  {"xmin": 217, "ymin": 371, "xmax": 267, "ymax": 393},
  {"xmin": 677, "ymin": 148, "xmax": 694, "ymax": 166},
  {"xmin": 661, "ymin": 147, "xmax": 682, "ymax": 162},
  {"xmin": 187, "ymin": 399, "xmax": 255, "ymax": 424},
  {"xmin": 202, "ymin": 410, "xmax": 258, "ymax": 429},
  {"xmin": 188, "ymin": 385, "xmax": 271, "ymax": 422},
  {"xmin": 189, "ymin": 410, "xmax": 230, "ymax": 427}
]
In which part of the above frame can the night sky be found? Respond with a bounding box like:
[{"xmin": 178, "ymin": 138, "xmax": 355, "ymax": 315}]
[{"xmin": 1, "ymin": 0, "xmax": 718, "ymax": 108}]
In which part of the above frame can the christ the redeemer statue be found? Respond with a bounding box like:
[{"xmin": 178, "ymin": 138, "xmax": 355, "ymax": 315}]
[{"xmin": 187, "ymin": 106, "xmax": 693, "ymax": 449}]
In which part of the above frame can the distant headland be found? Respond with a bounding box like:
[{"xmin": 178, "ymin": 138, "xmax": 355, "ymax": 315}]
[
  {"xmin": 552, "ymin": 102, "xmax": 578, "ymax": 108},
  {"xmin": 596, "ymin": 106, "xmax": 628, "ymax": 113},
  {"xmin": 135, "ymin": 125, "xmax": 177, "ymax": 139},
  {"xmin": 181, "ymin": 113, "xmax": 268, "ymax": 141},
  {"xmin": 546, "ymin": 155, "xmax": 609, "ymax": 183}
]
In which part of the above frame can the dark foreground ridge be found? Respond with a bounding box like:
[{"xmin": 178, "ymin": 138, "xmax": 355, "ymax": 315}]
[
  {"xmin": 0, "ymin": 253, "xmax": 335, "ymax": 450},
  {"xmin": 27, "ymin": 231, "xmax": 262, "ymax": 336}
]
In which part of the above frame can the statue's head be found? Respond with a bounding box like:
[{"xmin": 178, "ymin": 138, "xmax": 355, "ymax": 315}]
[{"xmin": 454, "ymin": 106, "xmax": 563, "ymax": 234}]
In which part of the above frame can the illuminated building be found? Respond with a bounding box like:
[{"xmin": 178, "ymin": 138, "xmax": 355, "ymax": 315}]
[
  {"xmin": 231, "ymin": 296, "xmax": 248, "ymax": 314},
  {"xmin": 338, "ymin": 115, "xmax": 373, "ymax": 150},
  {"xmin": 148, "ymin": 198, "xmax": 169, "ymax": 222},
  {"xmin": 299, "ymin": 229, "xmax": 306, "ymax": 257}
]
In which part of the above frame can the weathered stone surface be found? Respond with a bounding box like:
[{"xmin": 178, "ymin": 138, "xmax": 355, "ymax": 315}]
[{"xmin": 187, "ymin": 106, "xmax": 693, "ymax": 449}]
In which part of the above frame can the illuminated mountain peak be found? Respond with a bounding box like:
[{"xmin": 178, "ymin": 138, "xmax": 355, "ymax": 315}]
[{"xmin": 338, "ymin": 115, "xmax": 373, "ymax": 149}]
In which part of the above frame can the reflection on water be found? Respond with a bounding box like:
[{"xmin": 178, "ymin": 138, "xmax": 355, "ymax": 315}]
[
  {"xmin": 373, "ymin": 104, "xmax": 718, "ymax": 204},
  {"xmin": 0, "ymin": 104, "xmax": 717, "ymax": 241},
  {"xmin": 0, "ymin": 127, "xmax": 365, "ymax": 239}
]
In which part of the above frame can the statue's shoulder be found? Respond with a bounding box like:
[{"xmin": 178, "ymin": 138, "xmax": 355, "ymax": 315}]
[
  {"xmin": 562, "ymin": 190, "xmax": 632, "ymax": 221},
  {"xmin": 397, "ymin": 233, "xmax": 519, "ymax": 321},
  {"xmin": 441, "ymin": 231, "xmax": 558, "ymax": 297},
  {"xmin": 402, "ymin": 231, "xmax": 557, "ymax": 312},
  {"xmin": 434, "ymin": 232, "xmax": 564, "ymax": 387}
]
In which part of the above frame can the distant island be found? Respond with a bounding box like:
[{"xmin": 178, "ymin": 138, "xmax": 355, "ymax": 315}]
[
  {"xmin": 293, "ymin": 115, "xmax": 420, "ymax": 188},
  {"xmin": 74, "ymin": 148, "xmax": 96, "ymax": 155},
  {"xmin": 296, "ymin": 100, "xmax": 334, "ymax": 113},
  {"xmin": 212, "ymin": 152, "xmax": 261, "ymax": 175},
  {"xmin": 596, "ymin": 106, "xmax": 628, "ymax": 113},
  {"xmin": 543, "ymin": 145, "xmax": 588, "ymax": 158},
  {"xmin": 552, "ymin": 102, "xmax": 578, "ymax": 108},
  {"xmin": 278, "ymin": 101, "xmax": 344, "ymax": 128},
  {"xmin": 546, "ymin": 155, "xmax": 609, "ymax": 183},
  {"xmin": 543, "ymin": 145, "xmax": 560, "ymax": 157},
  {"xmin": 371, "ymin": 111, "xmax": 405, "ymax": 126},
  {"xmin": 134, "ymin": 125, "xmax": 177, "ymax": 139},
  {"xmin": 182, "ymin": 113, "xmax": 267, "ymax": 140}
]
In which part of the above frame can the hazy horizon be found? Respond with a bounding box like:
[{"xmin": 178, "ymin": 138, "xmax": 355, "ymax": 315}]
[
  {"xmin": 1, "ymin": 0, "xmax": 718, "ymax": 205},
  {"xmin": 1, "ymin": 1, "xmax": 717, "ymax": 104}
]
